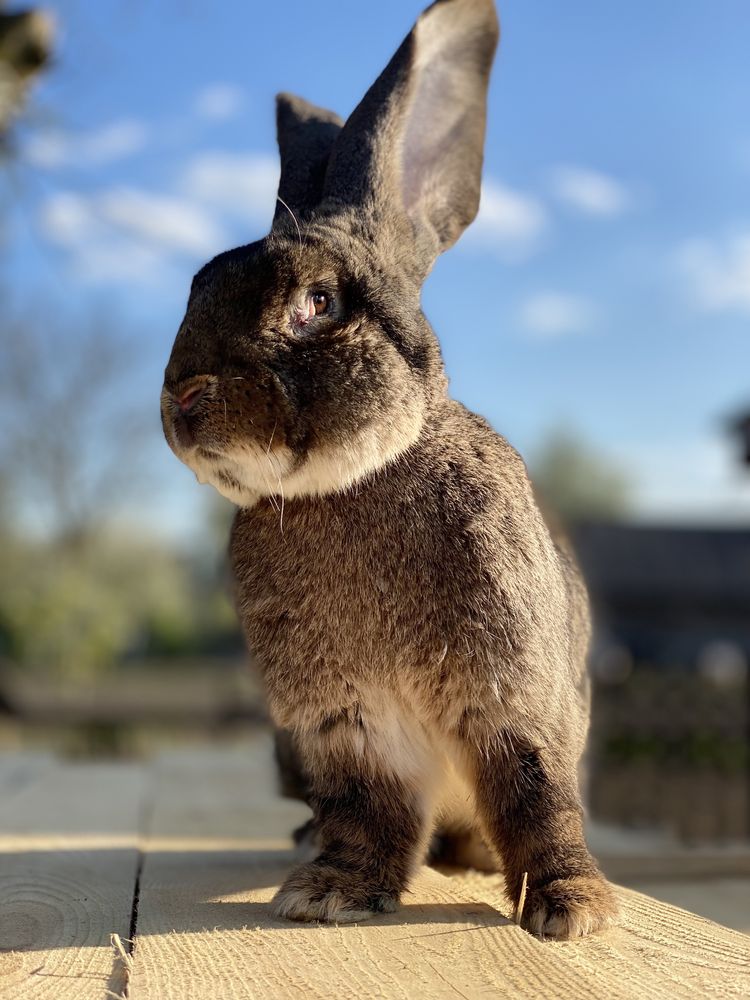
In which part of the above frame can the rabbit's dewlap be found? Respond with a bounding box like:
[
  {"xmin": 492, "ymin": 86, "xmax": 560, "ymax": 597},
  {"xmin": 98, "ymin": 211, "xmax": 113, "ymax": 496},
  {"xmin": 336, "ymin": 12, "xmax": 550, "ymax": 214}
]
[{"xmin": 161, "ymin": 0, "xmax": 618, "ymax": 940}]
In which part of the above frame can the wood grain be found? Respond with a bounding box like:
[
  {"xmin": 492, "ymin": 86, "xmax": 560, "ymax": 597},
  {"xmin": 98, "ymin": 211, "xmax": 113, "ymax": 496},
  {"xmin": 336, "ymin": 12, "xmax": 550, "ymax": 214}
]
[
  {"xmin": 448, "ymin": 869, "xmax": 750, "ymax": 1000},
  {"xmin": 3, "ymin": 740, "xmax": 747, "ymax": 999},
  {"xmin": 130, "ymin": 739, "xmax": 750, "ymax": 1000},
  {"xmin": 0, "ymin": 761, "xmax": 145, "ymax": 999}
]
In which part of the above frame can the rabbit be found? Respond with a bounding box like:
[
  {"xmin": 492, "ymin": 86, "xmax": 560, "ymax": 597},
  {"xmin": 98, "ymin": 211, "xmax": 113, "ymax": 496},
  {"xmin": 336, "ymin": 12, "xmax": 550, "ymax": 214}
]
[{"xmin": 161, "ymin": 0, "xmax": 618, "ymax": 938}]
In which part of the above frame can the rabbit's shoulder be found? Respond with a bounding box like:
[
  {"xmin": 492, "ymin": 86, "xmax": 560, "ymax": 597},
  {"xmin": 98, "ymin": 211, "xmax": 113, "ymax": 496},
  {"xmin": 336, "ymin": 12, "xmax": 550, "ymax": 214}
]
[{"xmin": 429, "ymin": 400, "xmax": 545, "ymax": 536}]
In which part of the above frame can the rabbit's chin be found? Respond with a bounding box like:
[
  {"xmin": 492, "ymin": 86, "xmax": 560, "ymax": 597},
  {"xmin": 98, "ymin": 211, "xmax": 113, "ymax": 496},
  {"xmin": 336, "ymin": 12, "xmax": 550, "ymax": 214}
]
[{"xmin": 178, "ymin": 402, "xmax": 425, "ymax": 508}]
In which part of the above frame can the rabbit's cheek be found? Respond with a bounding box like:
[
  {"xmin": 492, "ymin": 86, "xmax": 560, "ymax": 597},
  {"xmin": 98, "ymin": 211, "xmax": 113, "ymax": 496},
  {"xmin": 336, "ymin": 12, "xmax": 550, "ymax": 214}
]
[{"xmin": 274, "ymin": 387, "xmax": 426, "ymax": 500}]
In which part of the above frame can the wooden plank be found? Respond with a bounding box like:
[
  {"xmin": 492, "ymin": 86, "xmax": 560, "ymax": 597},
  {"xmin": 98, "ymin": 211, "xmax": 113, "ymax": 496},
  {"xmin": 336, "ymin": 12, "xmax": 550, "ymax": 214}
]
[
  {"xmin": 449, "ymin": 870, "xmax": 750, "ymax": 1000},
  {"xmin": 130, "ymin": 738, "xmax": 750, "ymax": 1000},
  {"xmin": 626, "ymin": 878, "xmax": 750, "ymax": 933},
  {"xmin": 7, "ymin": 662, "xmax": 265, "ymax": 730},
  {"xmin": 0, "ymin": 753, "xmax": 54, "ymax": 797},
  {"xmin": 0, "ymin": 760, "xmax": 146, "ymax": 999},
  {"xmin": 599, "ymin": 851, "xmax": 750, "ymax": 882},
  {"xmin": 133, "ymin": 851, "xmax": 614, "ymax": 1000}
]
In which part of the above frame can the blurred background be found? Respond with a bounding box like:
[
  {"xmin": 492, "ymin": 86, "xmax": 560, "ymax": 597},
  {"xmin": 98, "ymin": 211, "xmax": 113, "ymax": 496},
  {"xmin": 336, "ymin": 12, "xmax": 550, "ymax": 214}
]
[{"xmin": 0, "ymin": 1, "xmax": 748, "ymax": 930}]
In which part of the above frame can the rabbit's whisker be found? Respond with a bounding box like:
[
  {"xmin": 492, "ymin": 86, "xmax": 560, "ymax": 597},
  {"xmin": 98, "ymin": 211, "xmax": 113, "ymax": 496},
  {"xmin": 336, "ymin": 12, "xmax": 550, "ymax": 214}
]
[
  {"xmin": 267, "ymin": 450, "xmax": 286, "ymax": 535},
  {"xmin": 276, "ymin": 196, "xmax": 303, "ymax": 248},
  {"xmin": 261, "ymin": 422, "xmax": 284, "ymax": 521},
  {"xmin": 261, "ymin": 464, "xmax": 280, "ymax": 512}
]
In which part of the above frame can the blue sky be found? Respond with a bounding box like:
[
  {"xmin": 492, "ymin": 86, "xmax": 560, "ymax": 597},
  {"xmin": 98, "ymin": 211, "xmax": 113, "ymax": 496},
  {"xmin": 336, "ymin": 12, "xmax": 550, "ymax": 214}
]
[{"xmin": 4, "ymin": 0, "xmax": 750, "ymax": 534}]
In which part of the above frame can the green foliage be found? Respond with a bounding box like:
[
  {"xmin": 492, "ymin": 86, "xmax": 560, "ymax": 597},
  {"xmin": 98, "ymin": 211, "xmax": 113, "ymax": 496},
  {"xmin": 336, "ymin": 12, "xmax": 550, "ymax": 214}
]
[
  {"xmin": 531, "ymin": 429, "xmax": 632, "ymax": 522},
  {"xmin": 0, "ymin": 526, "xmax": 237, "ymax": 679}
]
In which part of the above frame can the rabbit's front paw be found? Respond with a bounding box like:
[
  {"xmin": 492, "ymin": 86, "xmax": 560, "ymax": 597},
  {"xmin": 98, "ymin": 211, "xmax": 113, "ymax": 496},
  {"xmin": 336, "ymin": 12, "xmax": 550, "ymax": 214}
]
[
  {"xmin": 521, "ymin": 874, "xmax": 618, "ymax": 940},
  {"xmin": 272, "ymin": 861, "xmax": 398, "ymax": 924}
]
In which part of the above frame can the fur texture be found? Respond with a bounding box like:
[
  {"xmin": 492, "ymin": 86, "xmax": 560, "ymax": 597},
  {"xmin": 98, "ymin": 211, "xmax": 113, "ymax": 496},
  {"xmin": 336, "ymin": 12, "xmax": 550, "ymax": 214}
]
[{"xmin": 161, "ymin": 0, "xmax": 617, "ymax": 939}]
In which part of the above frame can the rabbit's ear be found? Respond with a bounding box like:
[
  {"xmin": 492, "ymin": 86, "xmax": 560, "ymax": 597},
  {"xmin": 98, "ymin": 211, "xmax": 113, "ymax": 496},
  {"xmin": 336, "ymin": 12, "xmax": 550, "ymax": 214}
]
[
  {"xmin": 322, "ymin": 0, "xmax": 499, "ymax": 275},
  {"xmin": 273, "ymin": 93, "xmax": 344, "ymax": 225}
]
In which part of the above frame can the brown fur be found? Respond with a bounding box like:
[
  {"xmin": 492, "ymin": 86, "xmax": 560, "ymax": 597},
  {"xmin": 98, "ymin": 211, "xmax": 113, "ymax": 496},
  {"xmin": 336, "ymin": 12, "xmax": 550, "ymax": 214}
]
[{"xmin": 161, "ymin": 0, "xmax": 617, "ymax": 938}]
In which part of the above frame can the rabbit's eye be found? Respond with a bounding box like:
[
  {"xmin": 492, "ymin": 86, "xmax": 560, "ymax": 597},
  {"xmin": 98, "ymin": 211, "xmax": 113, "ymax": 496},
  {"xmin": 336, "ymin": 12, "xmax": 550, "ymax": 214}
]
[
  {"xmin": 292, "ymin": 290, "xmax": 333, "ymax": 329},
  {"xmin": 311, "ymin": 292, "xmax": 329, "ymax": 315}
]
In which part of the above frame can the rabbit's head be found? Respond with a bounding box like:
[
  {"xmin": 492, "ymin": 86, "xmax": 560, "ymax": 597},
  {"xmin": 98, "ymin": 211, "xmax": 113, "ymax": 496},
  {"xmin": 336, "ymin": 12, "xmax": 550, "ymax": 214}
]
[{"xmin": 162, "ymin": 0, "xmax": 498, "ymax": 505}]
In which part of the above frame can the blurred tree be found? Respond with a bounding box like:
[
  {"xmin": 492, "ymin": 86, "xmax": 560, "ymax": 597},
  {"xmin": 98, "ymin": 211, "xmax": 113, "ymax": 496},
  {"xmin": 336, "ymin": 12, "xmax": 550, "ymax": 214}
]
[
  {"xmin": 0, "ymin": 529, "xmax": 197, "ymax": 677},
  {"xmin": 730, "ymin": 409, "xmax": 750, "ymax": 467},
  {"xmin": 0, "ymin": 5, "xmax": 53, "ymax": 144},
  {"xmin": 531, "ymin": 429, "xmax": 632, "ymax": 523},
  {"xmin": 0, "ymin": 7, "xmax": 241, "ymax": 683},
  {"xmin": 0, "ymin": 311, "xmax": 240, "ymax": 677},
  {"xmin": 0, "ymin": 314, "xmax": 154, "ymax": 542}
]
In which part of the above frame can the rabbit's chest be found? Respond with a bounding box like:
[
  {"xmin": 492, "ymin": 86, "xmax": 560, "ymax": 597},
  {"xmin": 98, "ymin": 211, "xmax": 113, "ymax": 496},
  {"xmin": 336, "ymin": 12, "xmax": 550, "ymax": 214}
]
[
  {"xmin": 230, "ymin": 488, "xmax": 541, "ymax": 732},
  {"xmin": 232, "ymin": 500, "xmax": 418, "ymax": 669}
]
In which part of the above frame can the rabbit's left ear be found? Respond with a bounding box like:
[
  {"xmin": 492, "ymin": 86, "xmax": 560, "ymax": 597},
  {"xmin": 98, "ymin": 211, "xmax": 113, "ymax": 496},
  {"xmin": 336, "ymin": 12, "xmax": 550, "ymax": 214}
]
[
  {"xmin": 321, "ymin": 0, "xmax": 499, "ymax": 276},
  {"xmin": 273, "ymin": 93, "xmax": 343, "ymax": 225}
]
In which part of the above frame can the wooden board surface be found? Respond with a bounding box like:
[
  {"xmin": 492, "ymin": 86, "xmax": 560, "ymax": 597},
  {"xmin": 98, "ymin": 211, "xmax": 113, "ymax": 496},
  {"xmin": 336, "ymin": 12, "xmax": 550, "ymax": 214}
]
[
  {"xmin": 2, "ymin": 739, "xmax": 749, "ymax": 1000},
  {"xmin": 130, "ymin": 739, "xmax": 750, "ymax": 1000},
  {"xmin": 450, "ymin": 869, "xmax": 750, "ymax": 1000},
  {"xmin": 0, "ymin": 759, "xmax": 145, "ymax": 999}
]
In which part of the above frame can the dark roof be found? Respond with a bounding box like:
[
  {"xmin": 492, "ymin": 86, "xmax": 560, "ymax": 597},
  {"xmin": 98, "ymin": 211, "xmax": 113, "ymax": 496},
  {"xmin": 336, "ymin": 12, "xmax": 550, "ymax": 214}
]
[{"xmin": 571, "ymin": 521, "xmax": 750, "ymax": 607}]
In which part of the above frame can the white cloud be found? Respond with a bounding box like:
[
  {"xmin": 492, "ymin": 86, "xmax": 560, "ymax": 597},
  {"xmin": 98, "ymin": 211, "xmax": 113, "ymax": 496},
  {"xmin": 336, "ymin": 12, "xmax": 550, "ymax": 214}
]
[
  {"xmin": 465, "ymin": 179, "xmax": 547, "ymax": 260},
  {"xmin": 39, "ymin": 192, "xmax": 95, "ymax": 245},
  {"xmin": 65, "ymin": 240, "xmax": 170, "ymax": 286},
  {"xmin": 36, "ymin": 148, "xmax": 285, "ymax": 288},
  {"xmin": 26, "ymin": 119, "xmax": 148, "ymax": 168},
  {"xmin": 549, "ymin": 166, "xmax": 630, "ymax": 218},
  {"xmin": 678, "ymin": 233, "xmax": 750, "ymax": 315},
  {"xmin": 182, "ymin": 151, "xmax": 279, "ymax": 228},
  {"xmin": 194, "ymin": 83, "xmax": 244, "ymax": 121},
  {"xmin": 519, "ymin": 292, "xmax": 595, "ymax": 337},
  {"xmin": 96, "ymin": 188, "xmax": 224, "ymax": 256},
  {"xmin": 39, "ymin": 192, "xmax": 172, "ymax": 285},
  {"xmin": 39, "ymin": 187, "xmax": 226, "ymax": 284}
]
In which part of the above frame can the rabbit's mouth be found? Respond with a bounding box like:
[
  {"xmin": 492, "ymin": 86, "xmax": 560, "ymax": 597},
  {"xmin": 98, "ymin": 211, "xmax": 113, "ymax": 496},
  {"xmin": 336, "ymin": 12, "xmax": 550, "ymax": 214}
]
[
  {"xmin": 161, "ymin": 397, "xmax": 296, "ymax": 507},
  {"xmin": 160, "ymin": 367, "xmax": 426, "ymax": 507},
  {"xmin": 169, "ymin": 407, "xmax": 424, "ymax": 509}
]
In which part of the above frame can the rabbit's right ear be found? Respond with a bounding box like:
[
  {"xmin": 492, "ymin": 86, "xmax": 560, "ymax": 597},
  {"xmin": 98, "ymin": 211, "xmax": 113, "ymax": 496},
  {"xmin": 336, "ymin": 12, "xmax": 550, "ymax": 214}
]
[
  {"xmin": 273, "ymin": 93, "xmax": 343, "ymax": 226},
  {"xmin": 321, "ymin": 0, "xmax": 499, "ymax": 278}
]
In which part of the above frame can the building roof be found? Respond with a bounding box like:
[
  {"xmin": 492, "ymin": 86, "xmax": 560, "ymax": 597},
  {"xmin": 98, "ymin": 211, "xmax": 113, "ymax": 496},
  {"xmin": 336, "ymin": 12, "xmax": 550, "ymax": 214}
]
[{"xmin": 572, "ymin": 521, "xmax": 750, "ymax": 608}]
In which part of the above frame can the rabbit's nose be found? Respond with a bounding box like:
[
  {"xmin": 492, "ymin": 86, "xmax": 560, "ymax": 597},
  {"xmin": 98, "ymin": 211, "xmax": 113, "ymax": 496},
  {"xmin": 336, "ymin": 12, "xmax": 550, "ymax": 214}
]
[
  {"xmin": 173, "ymin": 383, "xmax": 206, "ymax": 413},
  {"xmin": 176, "ymin": 386, "xmax": 205, "ymax": 412}
]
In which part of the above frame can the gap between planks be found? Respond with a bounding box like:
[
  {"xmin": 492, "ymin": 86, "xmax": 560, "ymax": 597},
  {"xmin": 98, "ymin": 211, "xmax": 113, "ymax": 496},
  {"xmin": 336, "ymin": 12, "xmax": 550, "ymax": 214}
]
[
  {"xmin": 4, "ymin": 740, "xmax": 750, "ymax": 1000},
  {"xmin": 130, "ymin": 739, "xmax": 750, "ymax": 1000},
  {"xmin": 0, "ymin": 754, "xmax": 149, "ymax": 1000}
]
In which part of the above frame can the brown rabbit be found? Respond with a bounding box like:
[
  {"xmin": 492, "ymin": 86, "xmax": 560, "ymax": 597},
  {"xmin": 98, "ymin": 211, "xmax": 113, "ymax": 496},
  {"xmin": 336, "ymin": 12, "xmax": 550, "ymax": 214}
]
[{"xmin": 161, "ymin": 0, "xmax": 618, "ymax": 938}]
